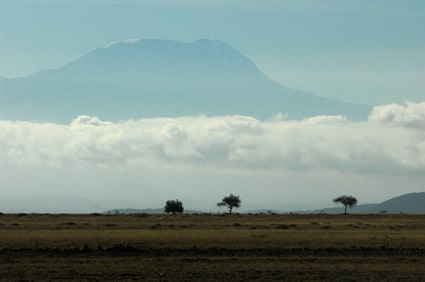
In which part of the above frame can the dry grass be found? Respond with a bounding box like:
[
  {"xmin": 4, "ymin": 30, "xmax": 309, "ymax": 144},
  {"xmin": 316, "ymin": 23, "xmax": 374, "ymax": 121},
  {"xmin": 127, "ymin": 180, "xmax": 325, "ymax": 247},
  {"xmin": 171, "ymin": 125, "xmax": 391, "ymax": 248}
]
[{"xmin": 1, "ymin": 213, "xmax": 425, "ymax": 280}]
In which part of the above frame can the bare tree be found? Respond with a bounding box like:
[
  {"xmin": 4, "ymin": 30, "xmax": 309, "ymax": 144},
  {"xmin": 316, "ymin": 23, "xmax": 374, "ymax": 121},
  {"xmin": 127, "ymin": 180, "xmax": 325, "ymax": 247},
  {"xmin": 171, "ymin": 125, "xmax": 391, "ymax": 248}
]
[
  {"xmin": 217, "ymin": 194, "xmax": 241, "ymax": 214},
  {"xmin": 164, "ymin": 199, "xmax": 184, "ymax": 214},
  {"xmin": 333, "ymin": 195, "xmax": 357, "ymax": 214}
]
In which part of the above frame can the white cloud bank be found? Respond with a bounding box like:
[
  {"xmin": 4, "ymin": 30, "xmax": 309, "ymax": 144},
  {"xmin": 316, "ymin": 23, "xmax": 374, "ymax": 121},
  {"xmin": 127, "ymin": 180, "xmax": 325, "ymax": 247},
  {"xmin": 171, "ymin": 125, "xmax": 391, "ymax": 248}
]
[
  {"xmin": 0, "ymin": 101, "xmax": 424, "ymax": 212},
  {"xmin": 1, "ymin": 101, "xmax": 425, "ymax": 173}
]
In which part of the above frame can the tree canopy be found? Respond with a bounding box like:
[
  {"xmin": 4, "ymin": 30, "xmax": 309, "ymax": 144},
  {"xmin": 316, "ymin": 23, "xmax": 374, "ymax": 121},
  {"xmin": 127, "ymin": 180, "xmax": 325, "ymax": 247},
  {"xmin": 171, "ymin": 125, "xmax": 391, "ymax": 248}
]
[
  {"xmin": 333, "ymin": 195, "xmax": 357, "ymax": 214},
  {"xmin": 164, "ymin": 199, "xmax": 184, "ymax": 214},
  {"xmin": 217, "ymin": 194, "xmax": 241, "ymax": 214}
]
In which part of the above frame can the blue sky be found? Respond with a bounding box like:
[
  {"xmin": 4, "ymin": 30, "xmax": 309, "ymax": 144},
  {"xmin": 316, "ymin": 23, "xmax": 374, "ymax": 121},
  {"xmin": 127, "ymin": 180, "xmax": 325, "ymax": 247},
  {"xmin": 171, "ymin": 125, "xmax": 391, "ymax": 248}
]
[{"xmin": 1, "ymin": 0, "xmax": 424, "ymax": 104}]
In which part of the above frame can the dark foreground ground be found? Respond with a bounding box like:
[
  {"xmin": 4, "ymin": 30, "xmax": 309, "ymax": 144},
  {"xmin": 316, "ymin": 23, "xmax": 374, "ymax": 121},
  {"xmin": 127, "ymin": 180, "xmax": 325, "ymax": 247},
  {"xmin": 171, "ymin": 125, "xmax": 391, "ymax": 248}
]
[{"xmin": 1, "ymin": 213, "xmax": 425, "ymax": 281}]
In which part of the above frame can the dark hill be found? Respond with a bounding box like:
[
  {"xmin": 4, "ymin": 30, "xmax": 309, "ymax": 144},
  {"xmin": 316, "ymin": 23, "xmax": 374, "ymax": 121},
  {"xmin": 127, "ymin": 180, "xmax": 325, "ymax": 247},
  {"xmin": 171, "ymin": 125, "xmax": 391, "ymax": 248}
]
[
  {"xmin": 370, "ymin": 192, "xmax": 425, "ymax": 214},
  {"xmin": 315, "ymin": 192, "xmax": 425, "ymax": 214}
]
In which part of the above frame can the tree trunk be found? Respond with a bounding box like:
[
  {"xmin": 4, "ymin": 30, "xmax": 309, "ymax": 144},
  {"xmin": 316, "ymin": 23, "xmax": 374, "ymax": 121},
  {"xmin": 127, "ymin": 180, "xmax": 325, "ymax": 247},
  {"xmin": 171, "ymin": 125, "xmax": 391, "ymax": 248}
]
[
  {"xmin": 229, "ymin": 207, "xmax": 233, "ymax": 214},
  {"xmin": 344, "ymin": 205, "xmax": 347, "ymax": 215}
]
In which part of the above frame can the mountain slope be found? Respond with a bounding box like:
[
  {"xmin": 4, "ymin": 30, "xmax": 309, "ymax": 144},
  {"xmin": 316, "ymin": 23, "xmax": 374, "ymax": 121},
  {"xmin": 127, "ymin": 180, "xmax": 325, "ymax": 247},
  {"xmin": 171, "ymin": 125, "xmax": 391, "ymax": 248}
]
[
  {"xmin": 315, "ymin": 192, "xmax": 425, "ymax": 214},
  {"xmin": 370, "ymin": 192, "xmax": 425, "ymax": 214},
  {"xmin": 0, "ymin": 39, "xmax": 370, "ymax": 122}
]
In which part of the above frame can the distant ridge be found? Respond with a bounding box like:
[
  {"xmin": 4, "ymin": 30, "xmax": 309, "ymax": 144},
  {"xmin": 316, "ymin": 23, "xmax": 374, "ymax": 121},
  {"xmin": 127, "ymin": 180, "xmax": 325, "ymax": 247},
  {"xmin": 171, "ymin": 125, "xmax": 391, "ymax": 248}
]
[
  {"xmin": 369, "ymin": 192, "xmax": 425, "ymax": 214},
  {"xmin": 314, "ymin": 192, "xmax": 425, "ymax": 214},
  {"xmin": 104, "ymin": 208, "xmax": 202, "ymax": 214},
  {"xmin": 0, "ymin": 38, "xmax": 370, "ymax": 122},
  {"xmin": 104, "ymin": 192, "xmax": 425, "ymax": 214}
]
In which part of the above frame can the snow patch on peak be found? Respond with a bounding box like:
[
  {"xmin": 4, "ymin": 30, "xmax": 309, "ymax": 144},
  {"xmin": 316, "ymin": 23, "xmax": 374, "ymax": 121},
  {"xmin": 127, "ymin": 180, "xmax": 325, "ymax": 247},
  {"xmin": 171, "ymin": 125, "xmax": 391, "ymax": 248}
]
[
  {"xmin": 104, "ymin": 38, "xmax": 142, "ymax": 49},
  {"xmin": 123, "ymin": 38, "xmax": 142, "ymax": 44},
  {"xmin": 103, "ymin": 41, "xmax": 120, "ymax": 49}
]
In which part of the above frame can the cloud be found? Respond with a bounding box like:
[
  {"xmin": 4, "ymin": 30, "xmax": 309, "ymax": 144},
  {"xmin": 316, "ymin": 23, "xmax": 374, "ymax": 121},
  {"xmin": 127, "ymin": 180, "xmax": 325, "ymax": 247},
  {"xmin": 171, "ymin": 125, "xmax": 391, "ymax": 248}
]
[
  {"xmin": 71, "ymin": 115, "xmax": 113, "ymax": 127},
  {"xmin": 1, "ymin": 101, "xmax": 425, "ymax": 174},
  {"xmin": 369, "ymin": 101, "xmax": 425, "ymax": 129}
]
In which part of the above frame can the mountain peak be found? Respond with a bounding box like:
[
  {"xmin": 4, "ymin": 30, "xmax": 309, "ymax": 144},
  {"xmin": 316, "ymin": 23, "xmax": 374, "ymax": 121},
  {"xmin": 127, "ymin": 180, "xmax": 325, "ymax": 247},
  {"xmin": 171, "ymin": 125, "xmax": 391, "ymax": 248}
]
[
  {"xmin": 1, "ymin": 38, "xmax": 370, "ymax": 121},
  {"xmin": 32, "ymin": 38, "xmax": 262, "ymax": 83},
  {"xmin": 100, "ymin": 38, "xmax": 246, "ymax": 62}
]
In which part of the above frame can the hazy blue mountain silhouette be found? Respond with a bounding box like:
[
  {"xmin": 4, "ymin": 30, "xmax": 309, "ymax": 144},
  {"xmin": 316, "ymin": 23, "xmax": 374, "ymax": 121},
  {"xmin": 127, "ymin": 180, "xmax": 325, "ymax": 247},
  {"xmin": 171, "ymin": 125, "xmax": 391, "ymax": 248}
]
[
  {"xmin": 369, "ymin": 192, "xmax": 425, "ymax": 214},
  {"xmin": 0, "ymin": 39, "xmax": 370, "ymax": 122},
  {"xmin": 315, "ymin": 192, "xmax": 425, "ymax": 214}
]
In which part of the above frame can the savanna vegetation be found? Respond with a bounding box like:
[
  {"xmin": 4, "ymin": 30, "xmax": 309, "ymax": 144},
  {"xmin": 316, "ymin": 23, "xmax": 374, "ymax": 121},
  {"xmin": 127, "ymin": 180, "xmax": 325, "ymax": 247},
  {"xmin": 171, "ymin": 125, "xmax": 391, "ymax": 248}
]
[
  {"xmin": 164, "ymin": 199, "xmax": 184, "ymax": 214},
  {"xmin": 217, "ymin": 194, "xmax": 241, "ymax": 214},
  {"xmin": 333, "ymin": 195, "xmax": 358, "ymax": 214},
  {"xmin": 1, "ymin": 213, "xmax": 425, "ymax": 280}
]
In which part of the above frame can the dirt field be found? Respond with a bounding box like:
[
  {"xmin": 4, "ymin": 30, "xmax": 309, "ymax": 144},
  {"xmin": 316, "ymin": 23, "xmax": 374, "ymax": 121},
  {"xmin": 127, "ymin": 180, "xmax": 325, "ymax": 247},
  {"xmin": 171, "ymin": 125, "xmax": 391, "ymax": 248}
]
[{"xmin": 1, "ymin": 213, "xmax": 425, "ymax": 281}]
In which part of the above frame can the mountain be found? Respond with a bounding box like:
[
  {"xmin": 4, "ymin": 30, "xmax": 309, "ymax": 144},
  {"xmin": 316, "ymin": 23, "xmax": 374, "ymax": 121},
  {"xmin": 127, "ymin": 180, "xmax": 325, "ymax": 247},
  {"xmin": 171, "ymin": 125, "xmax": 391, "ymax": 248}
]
[
  {"xmin": 369, "ymin": 192, "xmax": 425, "ymax": 214},
  {"xmin": 0, "ymin": 39, "xmax": 370, "ymax": 122},
  {"xmin": 314, "ymin": 192, "xmax": 425, "ymax": 214}
]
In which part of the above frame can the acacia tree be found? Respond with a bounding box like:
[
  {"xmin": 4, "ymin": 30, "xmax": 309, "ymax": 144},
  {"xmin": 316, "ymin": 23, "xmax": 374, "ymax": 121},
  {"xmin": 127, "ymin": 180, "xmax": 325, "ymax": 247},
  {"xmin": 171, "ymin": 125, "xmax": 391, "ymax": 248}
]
[
  {"xmin": 217, "ymin": 194, "xmax": 241, "ymax": 214},
  {"xmin": 164, "ymin": 199, "xmax": 184, "ymax": 214},
  {"xmin": 333, "ymin": 195, "xmax": 357, "ymax": 215}
]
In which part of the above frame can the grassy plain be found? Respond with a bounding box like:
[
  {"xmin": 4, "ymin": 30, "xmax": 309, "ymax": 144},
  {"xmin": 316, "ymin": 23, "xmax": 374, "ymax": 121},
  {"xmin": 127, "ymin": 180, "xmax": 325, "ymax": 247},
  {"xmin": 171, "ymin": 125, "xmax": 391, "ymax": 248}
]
[{"xmin": 1, "ymin": 213, "xmax": 425, "ymax": 281}]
